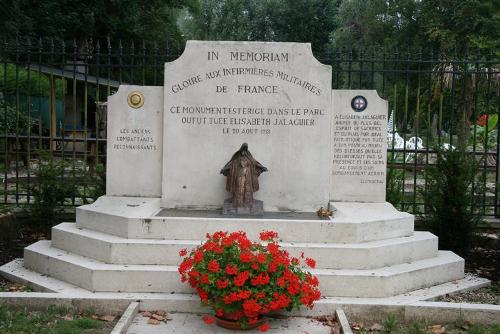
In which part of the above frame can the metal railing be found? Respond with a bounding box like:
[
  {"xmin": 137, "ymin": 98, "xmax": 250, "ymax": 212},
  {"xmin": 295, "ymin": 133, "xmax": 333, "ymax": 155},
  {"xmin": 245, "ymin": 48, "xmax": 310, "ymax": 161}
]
[{"xmin": 0, "ymin": 38, "xmax": 498, "ymax": 215}]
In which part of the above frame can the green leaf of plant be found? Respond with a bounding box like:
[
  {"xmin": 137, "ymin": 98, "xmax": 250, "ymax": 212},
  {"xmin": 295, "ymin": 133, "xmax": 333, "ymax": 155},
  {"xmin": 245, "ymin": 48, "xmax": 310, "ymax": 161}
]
[{"xmin": 487, "ymin": 114, "xmax": 498, "ymax": 131}]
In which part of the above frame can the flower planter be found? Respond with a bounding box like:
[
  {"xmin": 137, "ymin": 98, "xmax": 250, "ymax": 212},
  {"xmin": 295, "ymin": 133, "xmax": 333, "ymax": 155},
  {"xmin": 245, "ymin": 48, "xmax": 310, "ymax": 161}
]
[
  {"xmin": 215, "ymin": 315, "xmax": 266, "ymax": 330},
  {"xmin": 178, "ymin": 230, "xmax": 320, "ymax": 332}
]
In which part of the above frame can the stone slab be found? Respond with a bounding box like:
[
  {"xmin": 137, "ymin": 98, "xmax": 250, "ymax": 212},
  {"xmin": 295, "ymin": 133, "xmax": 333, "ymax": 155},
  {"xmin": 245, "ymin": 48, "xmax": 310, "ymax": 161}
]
[
  {"xmin": 335, "ymin": 309, "xmax": 353, "ymax": 334},
  {"xmin": 76, "ymin": 197, "xmax": 414, "ymax": 243},
  {"xmin": 395, "ymin": 273, "xmax": 491, "ymax": 302},
  {"xmin": 331, "ymin": 90, "xmax": 388, "ymax": 202},
  {"xmin": 222, "ymin": 199, "xmax": 263, "ymax": 215},
  {"xmin": 329, "ymin": 201, "xmax": 412, "ymax": 223},
  {"xmin": 1, "ymin": 260, "xmax": 494, "ymax": 324},
  {"xmin": 52, "ymin": 223, "xmax": 437, "ymax": 269},
  {"xmin": 76, "ymin": 196, "xmax": 161, "ymax": 238},
  {"xmin": 111, "ymin": 302, "xmax": 140, "ymax": 334},
  {"xmin": 3, "ymin": 259, "xmax": 486, "ymax": 305},
  {"xmin": 125, "ymin": 312, "xmax": 333, "ymax": 334},
  {"xmin": 22, "ymin": 241, "xmax": 464, "ymax": 297},
  {"xmin": 162, "ymin": 41, "xmax": 332, "ymax": 212},
  {"xmin": 88, "ymin": 214, "xmax": 413, "ymax": 244},
  {"xmin": 106, "ymin": 86, "xmax": 163, "ymax": 197},
  {"xmin": 405, "ymin": 301, "xmax": 500, "ymax": 325}
]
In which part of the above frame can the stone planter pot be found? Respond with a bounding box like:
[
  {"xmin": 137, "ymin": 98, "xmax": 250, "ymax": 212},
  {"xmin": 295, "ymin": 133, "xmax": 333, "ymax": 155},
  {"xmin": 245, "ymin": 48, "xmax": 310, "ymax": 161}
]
[{"xmin": 215, "ymin": 315, "xmax": 266, "ymax": 330}]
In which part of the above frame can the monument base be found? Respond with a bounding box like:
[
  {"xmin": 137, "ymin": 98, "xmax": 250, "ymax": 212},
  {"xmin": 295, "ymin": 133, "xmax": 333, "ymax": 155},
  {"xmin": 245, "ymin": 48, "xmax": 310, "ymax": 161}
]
[
  {"xmin": 1, "ymin": 196, "xmax": 470, "ymax": 299},
  {"xmin": 222, "ymin": 198, "xmax": 264, "ymax": 215}
]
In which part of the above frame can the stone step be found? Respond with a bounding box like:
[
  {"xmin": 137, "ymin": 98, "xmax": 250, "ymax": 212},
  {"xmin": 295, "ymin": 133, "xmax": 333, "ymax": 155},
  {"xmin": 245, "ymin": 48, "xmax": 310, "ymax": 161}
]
[
  {"xmin": 52, "ymin": 223, "xmax": 438, "ymax": 269},
  {"xmin": 24, "ymin": 240, "xmax": 464, "ymax": 297},
  {"xmin": 76, "ymin": 197, "xmax": 414, "ymax": 243}
]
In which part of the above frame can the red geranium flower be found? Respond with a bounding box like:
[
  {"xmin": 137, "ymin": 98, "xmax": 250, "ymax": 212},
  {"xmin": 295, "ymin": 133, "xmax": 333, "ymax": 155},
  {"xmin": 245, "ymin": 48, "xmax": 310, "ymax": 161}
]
[
  {"xmin": 305, "ymin": 257, "xmax": 316, "ymax": 268},
  {"xmin": 287, "ymin": 282, "xmax": 300, "ymax": 295},
  {"xmin": 240, "ymin": 252, "xmax": 253, "ymax": 263},
  {"xmin": 225, "ymin": 264, "xmax": 238, "ymax": 275},
  {"xmin": 259, "ymin": 323, "xmax": 270, "ymax": 332},
  {"xmin": 306, "ymin": 257, "xmax": 316, "ymax": 268},
  {"xmin": 256, "ymin": 253, "xmax": 267, "ymax": 264},
  {"xmin": 200, "ymin": 273, "xmax": 210, "ymax": 284},
  {"xmin": 477, "ymin": 114, "xmax": 488, "ymax": 127},
  {"xmin": 207, "ymin": 260, "xmax": 220, "ymax": 272},
  {"xmin": 216, "ymin": 278, "xmax": 229, "ymax": 289},
  {"xmin": 234, "ymin": 271, "xmax": 250, "ymax": 286},
  {"xmin": 266, "ymin": 242, "xmax": 279, "ymax": 254},
  {"xmin": 238, "ymin": 290, "xmax": 251, "ymax": 300},
  {"xmin": 193, "ymin": 250, "xmax": 204, "ymax": 263},
  {"xmin": 212, "ymin": 231, "xmax": 227, "ymax": 240},
  {"xmin": 259, "ymin": 230, "xmax": 278, "ymax": 241},
  {"xmin": 202, "ymin": 315, "xmax": 214, "ymax": 324}
]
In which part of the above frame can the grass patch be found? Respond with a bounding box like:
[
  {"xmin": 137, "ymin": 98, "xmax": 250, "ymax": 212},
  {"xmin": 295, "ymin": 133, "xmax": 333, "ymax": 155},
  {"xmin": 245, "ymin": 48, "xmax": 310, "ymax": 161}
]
[
  {"xmin": 353, "ymin": 315, "xmax": 500, "ymax": 334},
  {"xmin": 0, "ymin": 304, "xmax": 113, "ymax": 333}
]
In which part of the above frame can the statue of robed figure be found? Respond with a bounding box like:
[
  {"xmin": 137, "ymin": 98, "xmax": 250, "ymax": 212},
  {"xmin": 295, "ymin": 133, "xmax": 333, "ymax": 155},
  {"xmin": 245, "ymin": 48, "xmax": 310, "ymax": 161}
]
[{"xmin": 220, "ymin": 143, "xmax": 268, "ymax": 214}]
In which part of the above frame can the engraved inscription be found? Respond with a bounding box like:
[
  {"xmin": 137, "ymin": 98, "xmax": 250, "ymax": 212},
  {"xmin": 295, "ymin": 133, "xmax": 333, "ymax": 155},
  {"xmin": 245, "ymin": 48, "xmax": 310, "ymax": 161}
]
[
  {"xmin": 112, "ymin": 128, "xmax": 157, "ymax": 151},
  {"xmin": 170, "ymin": 66, "xmax": 321, "ymax": 96},
  {"xmin": 332, "ymin": 114, "xmax": 386, "ymax": 184},
  {"xmin": 168, "ymin": 106, "xmax": 324, "ymax": 135}
]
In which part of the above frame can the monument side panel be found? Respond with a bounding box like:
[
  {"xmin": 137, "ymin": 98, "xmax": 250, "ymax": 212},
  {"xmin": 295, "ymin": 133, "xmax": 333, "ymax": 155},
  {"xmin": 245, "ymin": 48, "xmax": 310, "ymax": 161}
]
[
  {"xmin": 331, "ymin": 90, "xmax": 387, "ymax": 202},
  {"xmin": 106, "ymin": 86, "xmax": 163, "ymax": 197},
  {"xmin": 162, "ymin": 41, "xmax": 332, "ymax": 212}
]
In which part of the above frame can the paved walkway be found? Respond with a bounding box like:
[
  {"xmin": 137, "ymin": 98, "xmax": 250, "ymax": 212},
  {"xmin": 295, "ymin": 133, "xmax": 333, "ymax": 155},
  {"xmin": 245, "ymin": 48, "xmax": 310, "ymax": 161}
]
[{"xmin": 126, "ymin": 312, "xmax": 332, "ymax": 333}]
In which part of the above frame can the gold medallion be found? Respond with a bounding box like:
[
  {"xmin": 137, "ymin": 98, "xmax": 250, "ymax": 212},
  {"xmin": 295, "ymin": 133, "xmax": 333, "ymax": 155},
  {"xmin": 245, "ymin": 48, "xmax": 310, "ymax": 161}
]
[{"xmin": 127, "ymin": 91, "xmax": 144, "ymax": 108}]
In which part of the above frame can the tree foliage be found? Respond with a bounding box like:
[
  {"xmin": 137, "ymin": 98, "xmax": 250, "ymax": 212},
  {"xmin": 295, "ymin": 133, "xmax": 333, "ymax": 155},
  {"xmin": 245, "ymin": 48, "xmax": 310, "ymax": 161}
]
[
  {"xmin": 332, "ymin": 0, "xmax": 499, "ymax": 53},
  {"xmin": 178, "ymin": 0, "xmax": 338, "ymax": 54},
  {"xmin": 0, "ymin": 0, "xmax": 186, "ymax": 44},
  {"xmin": 1, "ymin": 0, "xmax": 497, "ymax": 54},
  {"xmin": 419, "ymin": 0, "xmax": 499, "ymax": 52}
]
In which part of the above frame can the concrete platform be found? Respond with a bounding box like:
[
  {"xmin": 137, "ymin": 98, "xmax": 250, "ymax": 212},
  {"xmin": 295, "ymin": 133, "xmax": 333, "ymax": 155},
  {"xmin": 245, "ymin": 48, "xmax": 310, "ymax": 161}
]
[
  {"xmin": 125, "ymin": 313, "xmax": 332, "ymax": 334},
  {"xmin": 52, "ymin": 223, "xmax": 437, "ymax": 269},
  {"xmin": 1, "ymin": 259, "xmax": 496, "ymax": 325},
  {"xmin": 1, "ymin": 259, "xmax": 487, "ymax": 303},
  {"xmin": 23, "ymin": 240, "xmax": 464, "ymax": 297},
  {"xmin": 0, "ymin": 196, "xmax": 469, "ymax": 301},
  {"xmin": 76, "ymin": 197, "xmax": 414, "ymax": 243}
]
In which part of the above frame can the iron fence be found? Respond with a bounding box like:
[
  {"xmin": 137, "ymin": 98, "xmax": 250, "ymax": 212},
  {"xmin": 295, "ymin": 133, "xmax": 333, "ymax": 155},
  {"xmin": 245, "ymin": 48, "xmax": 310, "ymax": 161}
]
[{"xmin": 0, "ymin": 38, "xmax": 499, "ymax": 216}]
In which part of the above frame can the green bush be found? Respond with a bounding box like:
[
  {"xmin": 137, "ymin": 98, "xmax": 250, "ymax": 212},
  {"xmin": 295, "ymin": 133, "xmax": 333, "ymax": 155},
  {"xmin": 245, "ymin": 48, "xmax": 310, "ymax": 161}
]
[
  {"xmin": 421, "ymin": 147, "xmax": 483, "ymax": 256},
  {"xmin": 80, "ymin": 162, "xmax": 106, "ymax": 204},
  {"xmin": 0, "ymin": 96, "xmax": 31, "ymax": 135},
  {"xmin": 28, "ymin": 152, "xmax": 76, "ymax": 229},
  {"xmin": 386, "ymin": 165, "xmax": 405, "ymax": 209}
]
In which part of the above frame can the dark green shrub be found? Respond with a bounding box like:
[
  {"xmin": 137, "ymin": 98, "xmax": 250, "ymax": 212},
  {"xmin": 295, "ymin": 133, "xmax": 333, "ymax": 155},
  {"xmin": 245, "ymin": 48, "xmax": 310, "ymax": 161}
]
[
  {"xmin": 386, "ymin": 165, "xmax": 405, "ymax": 209},
  {"xmin": 80, "ymin": 162, "xmax": 106, "ymax": 204},
  {"xmin": 28, "ymin": 152, "xmax": 76, "ymax": 228},
  {"xmin": 421, "ymin": 147, "xmax": 483, "ymax": 256},
  {"xmin": 0, "ymin": 95, "xmax": 31, "ymax": 135}
]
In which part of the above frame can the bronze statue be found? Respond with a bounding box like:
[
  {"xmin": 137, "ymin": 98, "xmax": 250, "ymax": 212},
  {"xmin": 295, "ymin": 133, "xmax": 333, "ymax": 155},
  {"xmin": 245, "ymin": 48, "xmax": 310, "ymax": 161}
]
[{"xmin": 220, "ymin": 143, "xmax": 268, "ymax": 214}]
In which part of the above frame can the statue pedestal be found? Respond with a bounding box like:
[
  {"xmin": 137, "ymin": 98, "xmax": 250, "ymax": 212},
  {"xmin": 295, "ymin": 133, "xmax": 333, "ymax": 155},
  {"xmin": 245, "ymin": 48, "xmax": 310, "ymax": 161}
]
[{"xmin": 222, "ymin": 198, "xmax": 264, "ymax": 215}]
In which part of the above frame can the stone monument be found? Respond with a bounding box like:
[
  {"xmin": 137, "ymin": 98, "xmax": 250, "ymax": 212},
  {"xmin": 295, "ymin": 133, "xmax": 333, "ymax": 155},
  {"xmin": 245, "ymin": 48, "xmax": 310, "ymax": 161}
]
[
  {"xmin": 0, "ymin": 41, "xmax": 474, "ymax": 308},
  {"xmin": 161, "ymin": 41, "xmax": 332, "ymax": 212}
]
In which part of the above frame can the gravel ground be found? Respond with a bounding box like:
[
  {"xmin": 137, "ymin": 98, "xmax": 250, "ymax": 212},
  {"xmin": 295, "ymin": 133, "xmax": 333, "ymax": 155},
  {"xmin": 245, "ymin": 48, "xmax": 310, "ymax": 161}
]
[{"xmin": 437, "ymin": 279, "xmax": 499, "ymax": 305}]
